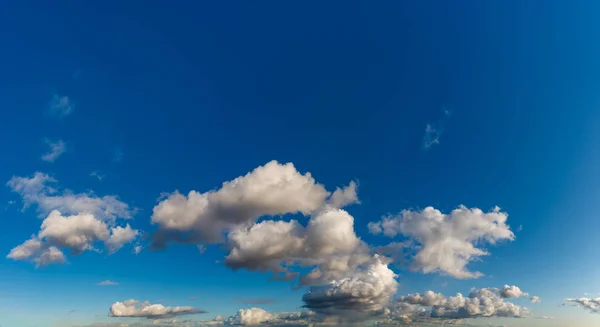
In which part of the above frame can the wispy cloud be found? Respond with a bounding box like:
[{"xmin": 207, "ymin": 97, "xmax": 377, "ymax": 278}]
[
  {"xmin": 41, "ymin": 139, "xmax": 66, "ymax": 162},
  {"xmin": 48, "ymin": 94, "xmax": 74, "ymax": 117},
  {"xmin": 235, "ymin": 298, "xmax": 275, "ymax": 305},
  {"xmin": 112, "ymin": 147, "xmax": 123, "ymax": 162},
  {"xmin": 90, "ymin": 171, "xmax": 105, "ymax": 181},
  {"xmin": 422, "ymin": 108, "xmax": 451, "ymax": 149},
  {"xmin": 97, "ymin": 280, "xmax": 119, "ymax": 286}
]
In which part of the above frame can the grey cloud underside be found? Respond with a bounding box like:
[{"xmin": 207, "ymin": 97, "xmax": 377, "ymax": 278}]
[{"xmin": 565, "ymin": 297, "xmax": 600, "ymax": 313}]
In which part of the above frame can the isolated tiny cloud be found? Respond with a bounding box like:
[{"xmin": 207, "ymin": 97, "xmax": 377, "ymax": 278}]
[
  {"xmin": 41, "ymin": 139, "xmax": 66, "ymax": 162},
  {"xmin": 48, "ymin": 94, "xmax": 74, "ymax": 117},
  {"xmin": 109, "ymin": 299, "xmax": 206, "ymax": 319},
  {"xmin": 235, "ymin": 298, "xmax": 275, "ymax": 305},
  {"xmin": 98, "ymin": 280, "xmax": 119, "ymax": 286}
]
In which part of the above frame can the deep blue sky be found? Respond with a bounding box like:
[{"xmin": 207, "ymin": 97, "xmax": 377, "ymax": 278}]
[{"xmin": 2, "ymin": 1, "xmax": 600, "ymax": 326}]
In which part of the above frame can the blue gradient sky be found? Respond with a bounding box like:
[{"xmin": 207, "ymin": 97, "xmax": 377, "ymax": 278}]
[{"xmin": 2, "ymin": 1, "xmax": 600, "ymax": 326}]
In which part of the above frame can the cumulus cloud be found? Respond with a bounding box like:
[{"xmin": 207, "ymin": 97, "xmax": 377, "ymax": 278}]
[
  {"xmin": 368, "ymin": 206, "xmax": 515, "ymax": 279},
  {"xmin": 382, "ymin": 286, "xmax": 530, "ymax": 325},
  {"xmin": 210, "ymin": 308, "xmax": 315, "ymax": 326},
  {"xmin": 498, "ymin": 285, "xmax": 528, "ymax": 298},
  {"xmin": 151, "ymin": 161, "xmax": 335, "ymax": 247},
  {"xmin": 98, "ymin": 280, "xmax": 119, "ymax": 286},
  {"xmin": 530, "ymin": 296, "xmax": 541, "ymax": 303},
  {"xmin": 225, "ymin": 206, "xmax": 370, "ymax": 284},
  {"xmin": 7, "ymin": 210, "xmax": 138, "ymax": 266},
  {"xmin": 302, "ymin": 255, "xmax": 398, "ymax": 321},
  {"xmin": 49, "ymin": 94, "xmax": 74, "ymax": 117},
  {"xmin": 109, "ymin": 299, "xmax": 206, "ymax": 319},
  {"xmin": 151, "ymin": 161, "xmax": 366, "ymax": 284},
  {"xmin": 7, "ymin": 172, "xmax": 134, "ymax": 221},
  {"xmin": 565, "ymin": 297, "xmax": 600, "ymax": 313},
  {"xmin": 41, "ymin": 139, "xmax": 67, "ymax": 162}
]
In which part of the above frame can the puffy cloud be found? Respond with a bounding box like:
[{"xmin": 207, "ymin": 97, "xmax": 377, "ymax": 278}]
[
  {"xmin": 151, "ymin": 161, "xmax": 332, "ymax": 247},
  {"xmin": 7, "ymin": 172, "xmax": 134, "ymax": 221},
  {"xmin": 214, "ymin": 308, "xmax": 315, "ymax": 327},
  {"xmin": 388, "ymin": 286, "xmax": 529, "ymax": 324},
  {"xmin": 106, "ymin": 225, "xmax": 139, "ymax": 253},
  {"xmin": 7, "ymin": 210, "xmax": 138, "ymax": 266},
  {"xmin": 98, "ymin": 280, "xmax": 119, "ymax": 286},
  {"xmin": 565, "ymin": 297, "xmax": 600, "ymax": 313},
  {"xmin": 109, "ymin": 299, "xmax": 206, "ymax": 319},
  {"xmin": 498, "ymin": 285, "xmax": 528, "ymax": 298},
  {"xmin": 530, "ymin": 296, "xmax": 541, "ymax": 303},
  {"xmin": 226, "ymin": 308, "xmax": 272, "ymax": 325},
  {"xmin": 302, "ymin": 255, "xmax": 398, "ymax": 321},
  {"xmin": 369, "ymin": 206, "xmax": 515, "ymax": 279},
  {"xmin": 49, "ymin": 94, "xmax": 74, "ymax": 117},
  {"xmin": 225, "ymin": 206, "xmax": 370, "ymax": 284},
  {"xmin": 41, "ymin": 139, "xmax": 67, "ymax": 162}
]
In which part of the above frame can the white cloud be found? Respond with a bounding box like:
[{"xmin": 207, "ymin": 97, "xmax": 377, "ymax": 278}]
[
  {"xmin": 369, "ymin": 206, "xmax": 515, "ymax": 279},
  {"xmin": 49, "ymin": 94, "xmax": 74, "ymax": 117},
  {"xmin": 41, "ymin": 139, "xmax": 67, "ymax": 162},
  {"xmin": 109, "ymin": 299, "xmax": 206, "ymax": 319},
  {"xmin": 498, "ymin": 285, "xmax": 528, "ymax": 298},
  {"xmin": 530, "ymin": 296, "xmax": 541, "ymax": 303},
  {"xmin": 7, "ymin": 210, "xmax": 138, "ymax": 266},
  {"xmin": 151, "ymin": 161, "xmax": 339, "ymax": 247},
  {"xmin": 207, "ymin": 308, "xmax": 315, "ymax": 327},
  {"xmin": 98, "ymin": 280, "xmax": 119, "ymax": 286},
  {"xmin": 422, "ymin": 124, "xmax": 441, "ymax": 149},
  {"xmin": 90, "ymin": 171, "xmax": 105, "ymax": 181},
  {"xmin": 7, "ymin": 172, "xmax": 134, "ymax": 221},
  {"xmin": 565, "ymin": 297, "xmax": 600, "ymax": 313},
  {"xmin": 302, "ymin": 255, "xmax": 398, "ymax": 321}
]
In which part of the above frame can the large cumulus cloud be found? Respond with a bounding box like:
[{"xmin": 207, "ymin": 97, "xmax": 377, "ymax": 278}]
[
  {"xmin": 151, "ymin": 161, "xmax": 334, "ymax": 246},
  {"xmin": 368, "ymin": 205, "xmax": 515, "ymax": 279}
]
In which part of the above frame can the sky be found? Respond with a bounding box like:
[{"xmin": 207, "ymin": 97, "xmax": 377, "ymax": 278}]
[{"xmin": 2, "ymin": 1, "xmax": 600, "ymax": 327}]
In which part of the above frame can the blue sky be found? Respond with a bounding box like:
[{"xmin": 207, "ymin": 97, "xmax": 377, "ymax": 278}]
[{"xmin": 2, "ymin": 1, "xmax": 600, "ymax": 327}]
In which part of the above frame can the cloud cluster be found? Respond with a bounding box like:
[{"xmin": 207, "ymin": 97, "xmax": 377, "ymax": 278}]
[
  {"xmin": 565, "ymin": 297, "xmax": 600, "ymax": 313},
  {"xmin": 109, "ymin": 299, "xmax": 206, "ymax": 319},
  {"xmin": 7, "ymin": 210, "xmax": 138, "ymax": 266},
  {"xmin": 8, "ymin": 172, "xmax": 134, "ymax": 221},
  {"xmin": 368, "ymin": 205, "xmax": 515, "ymax": 279},
  {"xmin": 380, "ymin": 286, "xmax": 530, "ymax": 325}
]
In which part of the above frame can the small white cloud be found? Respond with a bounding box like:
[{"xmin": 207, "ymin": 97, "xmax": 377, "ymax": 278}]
[
  {"xmin": 530, "ymin": 296, "xmax": 541, "ymax": 303},
  {"xmin": 41, "ymin": 139, "xmax": 67, "ymax": 162},
  {"xmin": 422, "ymin": 124, "xmax": 441, "ymax": 149},
  {"xmin": 90, "ymin": 171, "xmax": 105, "ymax": 181},
  {"xmin": 133, "ymin": 245, "xmax": 143, "ymax": 255},
  {"xmin": 49, "ymin": 94, "xmax": 74, "ymax": 117},
  {"xmin": 98, "ymin": 280, "xmax": 119, "ymax": 286}
]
